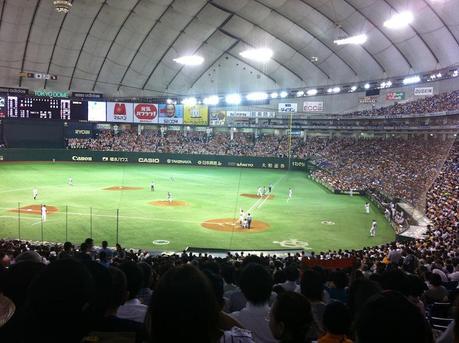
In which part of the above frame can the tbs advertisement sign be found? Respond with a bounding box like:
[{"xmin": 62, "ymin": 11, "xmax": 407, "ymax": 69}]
[
  {"xmin": 133, "ymin": 103, "xmax": 159, "ymax": 123},
  {"xmin": 158, "ymin": 104, "xmax": 183, "ymax": 124},
  {"xmin": 106, "ymin": 102, "xmax": 134, "ymax": 123}
]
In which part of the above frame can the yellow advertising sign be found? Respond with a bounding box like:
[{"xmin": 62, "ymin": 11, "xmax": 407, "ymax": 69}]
[{"xmin": 183, "ymin": 104, "xmax": 208, "ymax": 125}]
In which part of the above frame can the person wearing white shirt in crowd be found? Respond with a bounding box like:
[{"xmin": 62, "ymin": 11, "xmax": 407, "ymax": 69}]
[
  {"xmin": 230, "ymin": 263, "xmax": 277, "ymax": 343},
  {"xmin": 274, "ymin": 265, "xmax": 299, "ymax": 292},
  {"xmin": 116, "ymin": 261, "xmax": 148, "ymax": 323}
]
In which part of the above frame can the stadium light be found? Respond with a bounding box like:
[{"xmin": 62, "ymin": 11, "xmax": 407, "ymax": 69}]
[
  {"xmin": 364, "ymin": 83, "xmax": 370, "ymax": 89},
  {"xmin": 380, "ymin": 80, "xmax": 392, "ymax": 88},
  {"xmin": 173, "ymin": 55, "xmax": 204, "ymax": 66},
  {"xmin": 246, "ymin": 92, "xmax": 268, "ymax": 101},
  {"xmin": 239, "ymin": 48, "xmax": 273, "ymax": 62},
  {"xmin": 296, "ymin": 90, "xmax": 304, "ymax": 97},
  {"xmin": 307, "ymin": 89, "xmax": 318, "ymax": 96},
  {"xmin": 332, "ymin": 87, "xmax": 341, "ymax": 93},
  {"xmin": 333, "ymin": 34, "xmax": 367, "ymax": 46},
  {"xmin": 181, "ymin": 97, "xmax": 197, "ymax": 106},
  {"xmin": 280, "ymin": 91, "xmax": 288, "ymax": 98},
  {"xmin": 327, "ymin": 88, "xmax": 332, "ymax": 93},
  {"xmin": 270, "ymin": 92, "xmax": 278, "ymax": 99},
  {"xmin": 349, "ymin": 85, "xmax": 358, "ymax": 92},
  {"xmin": 225, "ymin": 93, "xmax": 241, "ymax": 105},
  {"xmin": 166, "ymin": 98, "xmax": 173, "ymax": 104},
  {"xmin": 203, "ymin": 95, "xmax": 219, "ymax": 106},
  {"xmin": 403, "ymin": 75, "xmax": 421, "ymax": 85},
  {"xmin": 453, "ymin": 70, "xmax": 458, "ymax": 77},
  {"xmin": 383, "ymin": 11, "xmax": 414, "ymax": 29}
]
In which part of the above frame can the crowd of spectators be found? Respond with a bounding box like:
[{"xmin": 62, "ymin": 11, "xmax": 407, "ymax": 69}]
[
  {"xmin": 343, "ymin": 90, "xmax": 459, "ymax": 117},
  {"xmin": 69, "ymin": 130, "xmax": 455, "ymax": 209}
]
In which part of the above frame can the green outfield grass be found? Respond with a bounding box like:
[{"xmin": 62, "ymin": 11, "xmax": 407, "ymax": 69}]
[{"xmin": 0, "ymin": 162, "xmax": 395, "ymax": 251}]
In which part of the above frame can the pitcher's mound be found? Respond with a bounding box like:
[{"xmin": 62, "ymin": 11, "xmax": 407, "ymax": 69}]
[
  {"xmin": 150, "ymin": 200, "xmax": 188, "ymax": 207},
  {"xmin": 104, "ymin": 186, "xmax": 143, "ymax": 191},
  {"xmin": 241, "ymin": 193, "xmax": 274, "ymax": 200},
  {"xmin": 10, "ymin": 205, "xmax": 59, "ymax": 215},
  {"xmin": 201, "ymin": 218, "xmax": 269, "ymax": 233}
]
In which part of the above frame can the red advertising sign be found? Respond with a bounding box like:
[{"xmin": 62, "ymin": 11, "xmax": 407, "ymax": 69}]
[{"xmin": 134, "ymin": 103, "xmax": 158, "ymax": 123}]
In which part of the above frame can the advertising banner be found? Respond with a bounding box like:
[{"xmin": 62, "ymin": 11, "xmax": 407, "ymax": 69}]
[
  {"xmin": 278, "ymin": 103, "xmax": 298, "ymax": 113},
  {"xmin": 226, "ymin": 111, "xmax": 275, "ymax": 118},
  {"xmin": 386, "ymin": 92, "xmax": 405, "ymax": 101},
  {"xmin": 106, "ymin": 102, "xmax": 134, "ymax": 123},
  {"xmin": 0, "ymin": 94, "xmax": 6, "ymax": 118},
  {"xmin": 133, "ymin": 103, "xmax": 159, "ymax": 124},
  {"xmin": 414, "ymin": 87, "xmax": 433, "ymax": 96},
  {"xmin": 183, "ymin": 104, "xmax": 209, "ymax": 125},
  {"xmin": 209, "ymin": 110, "xmax": 226, "ymax": 126},
  {"xmin": 88, "ymin": 101, "xmax": 106, "ymax": 122},
  {"xmin": 64, "ymin": 122, "xmax": 93, "ymax": 138},
  {"xmin": 303, "ymin": 101, "xmax": 323, "ymax": 112},
  {"xmin": 359, "ymin": 96, "xmax": 377, "ymax": 104},
  {"xmin": 158, "ymin": 104, "xmax": 183, "ymax": 124},
  {"xmin": 72, "ymin": 92, "xmax": 103, "ymax": 99}
]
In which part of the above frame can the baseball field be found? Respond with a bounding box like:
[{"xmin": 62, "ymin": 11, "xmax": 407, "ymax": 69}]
[{"xmin": 0, "ymin": 162, "xmax": 395, "ymax": 252}]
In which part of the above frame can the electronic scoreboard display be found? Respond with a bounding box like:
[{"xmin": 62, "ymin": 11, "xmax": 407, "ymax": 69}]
[{"xmin": 6, "ymin": 96, "xmax": 88, "ymax": 121}]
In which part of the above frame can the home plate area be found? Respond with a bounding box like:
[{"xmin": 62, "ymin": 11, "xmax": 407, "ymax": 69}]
[{"xmin": 201, "ymin": 218, "xmax": 269, "ymax": 233}]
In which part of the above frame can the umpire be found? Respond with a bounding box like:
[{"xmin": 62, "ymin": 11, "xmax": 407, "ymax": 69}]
[{"xmin": 247, "ymin": 213, "xmax": 253, "ymax": 229}]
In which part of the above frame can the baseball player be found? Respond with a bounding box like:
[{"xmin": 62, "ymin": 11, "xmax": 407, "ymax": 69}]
[
  {"xmin": 257, "ymin": 186, "xmax": 262, "ymax": 197},
  {"xmin": 41, "ymin": 204, "xmax": 47, "ymax": 222},
  {"xmin": 370, "ymin": 220, "xmax": 377, "ymax": 237},
  {"xmin": 239, "ymin": 209, "xmax": 245, "ymax": 227},
  {"xmin": 33, "ymin": 188, "xmax": 38, "ymax": 200},
  {"xmin": 150, "ymin": 181, "xmax": 155, "ymax": 192},
  {"xmin": 167, "ymin": 192, "xmax": 172, "ymax": 204},
  {"xmin": 365, "ymin": 202, "xmax": 370, "ymax": 214},
  {"xmin": 268, "ymin": 183, "xmax": 273, "ymax": 193},
  {"xmin": 68, "ymin": 177, "xmax": 73, "ymax": 186},
  {"xmin": 288, "ymin": 188, "xmax": 293, "ymax": 200}
]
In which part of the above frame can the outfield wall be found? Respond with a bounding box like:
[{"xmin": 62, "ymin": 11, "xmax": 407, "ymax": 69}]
[{"xmin": 0, "ymin": 148, "xmax": 307, "ymax": 171}]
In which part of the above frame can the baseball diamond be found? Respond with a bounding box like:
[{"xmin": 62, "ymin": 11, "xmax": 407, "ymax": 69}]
[{"xmin": 0, "ymin": 161, "xmax": 394, "ymax": 251}]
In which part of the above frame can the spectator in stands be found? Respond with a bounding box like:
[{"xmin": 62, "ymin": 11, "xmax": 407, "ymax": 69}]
[
  {"xmin": 230, "ymin": 263, "xmax": 277, "ymax": 343},
  {"xmin": 147, "ymin": 264, "xmax": 253, "ymax": 342},
  {"xmin": 423, "ymin": 273, "xmax": 449, "ymax": 304},
  {"xmin": 58, "ymin": 241, "xmax": 74, "ymax": 259},
  {"xmin": 269, "ymin": 291, "xmax": 313, "ymax": 343},
  {"xmin": 22, "ymin": 259, "xmax": 95, "ymax": 342},
  {"xmin": 116, "ymin": 261, "xmax": 147, "ymax": 323},
  {"xmin": 300, "ymin": 269, "xmax": 327, "ymax": 335},
  {"xmin": 90, "ymin": 266, "xmax": 144, "ymax": 342},
  {"xmin": 318, "ymin": 302, "xmax": 352, "ymax": 343},
  {"xmin": 137, "ymin": 262, "xmax": 153, "ymax": 305},
  {"xmin": 99, "ymin": 240, "xmax": 113, "ymax": 261},
  {"xmin": 354, "ymin": 291, "xmax": 433, "ymax": 343},
  {"xmin": 275, "ymin": 264, "xmax": 300, "ymax": 292},
  {"xmin": 347, "ymin": 279, "xmax": 381, "ymax": 320}
]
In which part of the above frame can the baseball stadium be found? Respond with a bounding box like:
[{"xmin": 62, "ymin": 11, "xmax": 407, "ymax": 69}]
[{"xmin": 0, "ymin": 1, "xmax": 458, "ymax": 342}]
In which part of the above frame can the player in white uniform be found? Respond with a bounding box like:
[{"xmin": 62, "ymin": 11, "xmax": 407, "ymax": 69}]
[
  {"xmin": 365, "ymin": 202, "xmax": 370, "ymax": 214},
  {"xmin": 68, "ymin": 177, "xmax": 73, "ymax": 186},
  {"xmin": 33, "ymin": 188, "xmax": 38, "ymax": 200},
  {"xmin": 370, "ymin": 220, "xmax": 377, "ymax": 237},
  {"xmin": 41, "ymin": 204, "xmax": 47, "ymax": 222},
  {"xmin": 288, "ymin": 188, "xmax": 293, "ymax": 200},
  {"xmin": 257, "ymin": 187, "xmax": 262, "ymax": 197},
  {"xmin": 167, "ymin": 192, "xmax": 172, "ymax": 204},
  {"xmin": 239, "ymin": 209, "xmax": 245, "ymax": 227}
]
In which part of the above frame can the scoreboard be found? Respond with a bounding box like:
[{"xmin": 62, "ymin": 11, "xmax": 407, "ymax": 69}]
[{"xmin": 5, "ymin": 95, "xmax": 88, "ymax": 121}]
